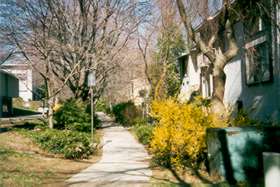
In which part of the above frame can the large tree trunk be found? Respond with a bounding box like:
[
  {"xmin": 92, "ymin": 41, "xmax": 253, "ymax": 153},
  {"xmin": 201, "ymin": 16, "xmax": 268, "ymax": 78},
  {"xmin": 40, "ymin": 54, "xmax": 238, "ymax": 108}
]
[
  {"xmin": 212, "ymin": 70, "xmax": 226, "ymax": 114},
  {"xmin": 211, "ymin": 52, "xmax": 227, "ymax": 114}
]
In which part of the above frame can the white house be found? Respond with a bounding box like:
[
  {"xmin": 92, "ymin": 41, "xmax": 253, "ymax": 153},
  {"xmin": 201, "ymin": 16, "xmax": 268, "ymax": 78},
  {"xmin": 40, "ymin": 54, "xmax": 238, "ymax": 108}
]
[
  {"xmin": 0, "ymin": 70, "xmax": 19, "ymax": 117},
  {"xmin": 178, "ymin": 51, "xmax": 214, "ymax": 101},
  {"xmin": 129, "ymin": 78, "xmax": 150, "ymax": 106},
  {"xmin": 1, "ymin": 63, "xmax": 33, "ymax": 102}
]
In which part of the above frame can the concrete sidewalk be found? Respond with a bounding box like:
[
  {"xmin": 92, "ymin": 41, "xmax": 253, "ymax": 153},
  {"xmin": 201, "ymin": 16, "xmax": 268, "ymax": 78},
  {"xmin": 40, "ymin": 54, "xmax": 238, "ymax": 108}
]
[{"xmin": 67, "ymin": 114, "xmax": 152, "ymax": 187}]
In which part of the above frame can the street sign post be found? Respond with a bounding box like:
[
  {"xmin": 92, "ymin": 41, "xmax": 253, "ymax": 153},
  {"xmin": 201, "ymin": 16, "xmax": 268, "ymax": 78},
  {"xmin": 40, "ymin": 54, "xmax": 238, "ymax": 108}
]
[{"xmin": 87, "ymin": 71, "xmax": 96, "ymax": 142}]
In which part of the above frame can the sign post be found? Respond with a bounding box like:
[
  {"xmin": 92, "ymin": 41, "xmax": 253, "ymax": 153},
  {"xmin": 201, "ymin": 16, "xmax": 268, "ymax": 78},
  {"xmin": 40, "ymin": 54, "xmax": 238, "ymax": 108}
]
[{"xmin": 87, "ymin": 71, "xmax": 96, "ymax": 142}]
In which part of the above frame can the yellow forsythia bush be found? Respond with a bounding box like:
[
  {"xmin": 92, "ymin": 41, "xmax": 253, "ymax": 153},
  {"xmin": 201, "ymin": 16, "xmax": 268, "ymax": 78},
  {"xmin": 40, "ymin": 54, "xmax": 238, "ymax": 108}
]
[{"xmin": 150, "ymin": 98, "xmax": 225, "ymax": 168}]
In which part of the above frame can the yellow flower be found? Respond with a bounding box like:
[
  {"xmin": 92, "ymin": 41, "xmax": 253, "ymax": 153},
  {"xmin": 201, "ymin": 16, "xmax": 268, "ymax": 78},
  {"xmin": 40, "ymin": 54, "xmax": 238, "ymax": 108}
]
[
  {"xmin": 53, "ymin": 103, "xmax": 62, "ymax": 112},
  {"xmin": 149, "ymin": 98, "xmax": 226, "ymax": 168}
]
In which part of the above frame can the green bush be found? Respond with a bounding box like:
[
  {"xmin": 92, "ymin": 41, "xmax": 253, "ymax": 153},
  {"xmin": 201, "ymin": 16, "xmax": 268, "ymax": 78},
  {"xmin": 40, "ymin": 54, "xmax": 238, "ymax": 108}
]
[
  {"xmin": 232, "ymin": 109, "xmax": 259, "ymax": 127},
  {"xmin": 24, "ymin": 129, "xmax": 97, "ymax": 159},
  {"xmin": 95, "ymin": 99, "xmax": 111, "ymax": 113},
  {"xmin": 112, "ymin": 101, "xmax": 141, "ymax": 126},
  {"xmin": 133, "ymin": 118, "xmax": 154, "ymax": 145},
  {"xmin": 54, "ymin": 99, "xmax": 101, "ymax": 131}
]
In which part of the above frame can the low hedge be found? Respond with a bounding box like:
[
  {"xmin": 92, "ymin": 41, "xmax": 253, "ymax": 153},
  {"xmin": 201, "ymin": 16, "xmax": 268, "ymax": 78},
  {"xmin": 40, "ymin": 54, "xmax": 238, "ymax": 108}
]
[
  {"xmin": 22, "ymin": 128, "xmax": 98, "ymax": 159},
  {"xmin": 95, "ymin": 99, "xmax": 111, "ymax": 113},
  {"xmin": 132, "ymin": 118, "xmax": 154, "ymax": 145},
  {"xmin": 112, "ymin": 101, "xmax": 141, "ymax": 126}
]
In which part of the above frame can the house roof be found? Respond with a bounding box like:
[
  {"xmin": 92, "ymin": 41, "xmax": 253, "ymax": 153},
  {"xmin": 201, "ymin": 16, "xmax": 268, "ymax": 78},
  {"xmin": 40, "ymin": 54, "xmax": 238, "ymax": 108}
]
[
  {"xmin": 0, "ymin": 69, "xmax": 18, "ymax": 79},
  {"xmin": 177, "ymin": 0, "xmax": 236, "ymax": 60},
  {"xmin": 187, "ymin": 0, "xmax": 235, "ymax": 29},
  {"xmin": 1, "ymin": 63, "xmax": 29, "ymax": 67},
  {"xmin": 177, "ymin": 53, "xmax": 189, "ymax": 61}
]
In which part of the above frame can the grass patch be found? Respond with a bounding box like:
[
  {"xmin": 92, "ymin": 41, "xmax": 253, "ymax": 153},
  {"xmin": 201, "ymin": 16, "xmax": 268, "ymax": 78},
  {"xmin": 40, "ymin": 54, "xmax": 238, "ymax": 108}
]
[
  {"xmin": 0, "ymin": 129, "xmax": 102, "ymax": 186},
  {"xmin": 0, "ymin": 146, "xmax": 45, "ymax": 186},
  {"xmin": 17, "ymin": 125, "xmax": 99, "ymax": 159}
]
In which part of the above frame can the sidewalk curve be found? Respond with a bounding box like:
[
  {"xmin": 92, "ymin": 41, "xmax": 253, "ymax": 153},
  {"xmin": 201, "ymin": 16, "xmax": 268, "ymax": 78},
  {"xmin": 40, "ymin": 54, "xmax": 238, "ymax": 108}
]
[{"xmin": 67, "ymin": 115, "xmax": 152, "ymax": 187}]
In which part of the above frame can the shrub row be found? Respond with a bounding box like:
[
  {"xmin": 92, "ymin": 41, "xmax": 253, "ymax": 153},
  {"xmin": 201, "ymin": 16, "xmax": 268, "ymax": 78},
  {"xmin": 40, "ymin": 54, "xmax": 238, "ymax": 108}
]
[
  {"xmin": 132, "ymin": 118, "xmax": 154, "ymax": 145},
  {"xmin": 112, "ymin": 101, "xmax": 141, "ymax": 126},
  {"xmin": 23, "ymin": 128, "xmax": 97, "ymax": 159}
]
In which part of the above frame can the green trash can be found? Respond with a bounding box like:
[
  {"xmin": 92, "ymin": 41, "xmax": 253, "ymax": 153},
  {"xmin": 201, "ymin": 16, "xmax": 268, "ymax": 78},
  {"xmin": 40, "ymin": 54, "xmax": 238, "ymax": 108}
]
[{"xmin": 207, "ymin": 127, "xmax": 280, "ymax": 184}]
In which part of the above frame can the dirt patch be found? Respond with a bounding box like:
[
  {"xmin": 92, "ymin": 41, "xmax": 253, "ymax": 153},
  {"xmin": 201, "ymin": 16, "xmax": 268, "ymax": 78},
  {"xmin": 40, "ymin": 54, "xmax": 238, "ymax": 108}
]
[
  {"xmin": 151, "ymin": 167, "xmax": 199, "ymax": 185},
  {"xmin": 0, "ymin": 130, "xmax": 102, "ymax": 186},
  {"xmin": 151, "ymin": 165, "xmax": 227, "ymax": 186}
]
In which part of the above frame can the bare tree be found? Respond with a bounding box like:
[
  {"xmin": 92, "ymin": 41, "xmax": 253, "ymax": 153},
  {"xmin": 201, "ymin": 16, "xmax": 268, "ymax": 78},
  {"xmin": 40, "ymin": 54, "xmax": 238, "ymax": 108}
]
[
  {"xmin": 137, "ymin": 29, "xmax": 155, "ymax": 91},
  {"xmin": 0, "ymin": 0, "xmax": 151, "ymax": 127},
  {"xmin": 137, "ymin": 0, "xmax": 185, "ymax": 100},
  {"xmin": 0, "ymin": 0, "xmax": 84, "ymax": 128},
  {"xmin": 42, "ymin": 0, "xmax": 151, "ymax": 101}
]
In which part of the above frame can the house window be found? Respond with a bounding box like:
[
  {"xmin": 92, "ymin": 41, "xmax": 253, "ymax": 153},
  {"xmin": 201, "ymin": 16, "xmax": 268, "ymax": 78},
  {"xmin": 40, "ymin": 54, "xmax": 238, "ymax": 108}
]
[
  {"xmin": 245, "ymin": 35, "xmax": 272, "ymax": 84},
  {"xmin": 200, "ymin": 67, "xmax": 213, "ymax": 98},
  {"xmin": 177, "ymin": 54, "xmax": 187, "ymax": 81},
  {"xmin": 244, "ymin": 16, "xmax": 272, "ymax": 85}
]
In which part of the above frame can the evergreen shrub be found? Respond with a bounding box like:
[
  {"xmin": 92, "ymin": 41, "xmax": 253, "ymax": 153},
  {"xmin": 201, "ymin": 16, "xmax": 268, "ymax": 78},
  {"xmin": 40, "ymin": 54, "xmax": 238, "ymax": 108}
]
[
  {"xmin": 54, "ymin": 99, "xmax": 101, "ymax": 131},
  {"xmin": 112, "ymin": 101, "xmax": 140, "ymax": 126}
]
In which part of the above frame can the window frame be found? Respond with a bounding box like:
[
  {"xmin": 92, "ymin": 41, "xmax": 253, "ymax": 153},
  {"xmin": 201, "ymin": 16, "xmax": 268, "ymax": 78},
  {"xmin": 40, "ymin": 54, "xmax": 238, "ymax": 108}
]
[{"xmin": 244, "ymin": 16, "xmax": 273, "ymax": 86}]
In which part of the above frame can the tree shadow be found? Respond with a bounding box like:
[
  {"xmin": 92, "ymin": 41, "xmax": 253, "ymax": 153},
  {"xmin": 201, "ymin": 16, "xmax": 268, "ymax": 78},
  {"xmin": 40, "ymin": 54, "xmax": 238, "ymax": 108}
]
[
  {"xmin": 12, "ymin": 108, "xmax": 41, "ymax": 117},
  {"xmin": 217, "ymin": 129, "xmax": 237, "ymax": 185},
  {"xmin": 207, "ymin": 128, "xmax": 237, "ymax": 185},
  {"xmin": 66, "ymin": 166, "xmax": 153, "ymax": 186},
  {"xmin": 150, "ymin": 164, "xmax": 215, "ymax": 186},
  {"xmin": 12, "ymin": 122, "xmax": 37, "ymax": 130},
  {"xmin": 0, "ymin": 127, "xmax": 9, "ymax": 133},
  {"xmin": 0, "ymin": 120, "xmax": 46, "ymax": 134},
  {"xmin": 168, "ymin": 167, "xmax": 191, "ymax": 186}
]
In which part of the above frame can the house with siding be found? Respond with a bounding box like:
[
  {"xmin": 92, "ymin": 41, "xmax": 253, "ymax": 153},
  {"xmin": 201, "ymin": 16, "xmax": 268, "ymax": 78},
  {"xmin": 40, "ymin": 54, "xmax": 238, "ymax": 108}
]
[
  {"xmin": 0, "ymin": 70, "xmax": 19, "ymax": 117},
  {"xmin": 177, "ymin": 0, "xmax": 280, "ymax": 121},
  {"xmin": 1, "ymin": 63, "xmax": 33, "ymax": 102}
]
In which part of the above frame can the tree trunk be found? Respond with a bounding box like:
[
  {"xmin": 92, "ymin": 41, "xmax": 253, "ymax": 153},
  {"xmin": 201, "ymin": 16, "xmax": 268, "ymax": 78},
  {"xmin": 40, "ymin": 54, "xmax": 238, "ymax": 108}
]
[
  {"xmin": 212, "ymin": 71, "xmax": 226, "ymax": 114},
  {"xmin": 47, "ymin": 97, "xmax": 54, "ymax": 129},
  {"xmin": 211, "ymin": 54, "xmax": 227, "ymax": 116},
  {"xmin": 154, "ymin": 63, "xmax": 168, "ymax": 100},
  {"xmin": 46, "ymin": 72, "xmax": 55, "ymax": 128}
]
